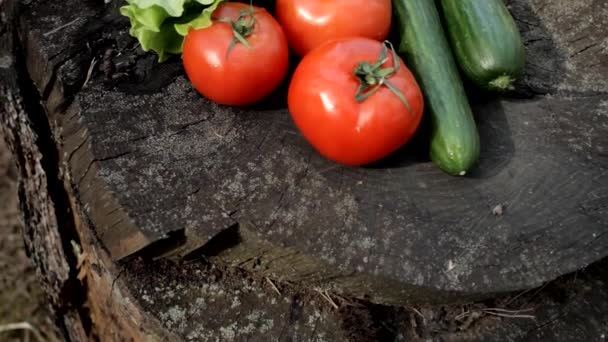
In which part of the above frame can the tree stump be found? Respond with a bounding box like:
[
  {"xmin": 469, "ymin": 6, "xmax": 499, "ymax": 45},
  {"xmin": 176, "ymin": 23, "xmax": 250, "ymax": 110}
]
[{"xmin": 1, "ymin": 0, "xmax": 607, "ymax": 340}]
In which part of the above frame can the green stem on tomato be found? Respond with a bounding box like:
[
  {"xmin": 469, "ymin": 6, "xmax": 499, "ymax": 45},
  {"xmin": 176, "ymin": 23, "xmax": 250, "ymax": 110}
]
[
  {"xmin": 218, "ymin": 4, "xmax": 257, "ymax": 56},
  {"xmin": 353, "ymin": 41, "xmax": 413, "ymax": 115}
]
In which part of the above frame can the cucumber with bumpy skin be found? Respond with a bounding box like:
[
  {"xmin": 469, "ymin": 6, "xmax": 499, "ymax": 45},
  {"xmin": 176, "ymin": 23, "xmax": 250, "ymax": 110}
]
[
  {"xmin": 439, "ymin": 0, "xmax": 525, "ymax": 91},
  {"xmin": 392, "ymin": 0, "xmax": 480, "ymax": 176}
]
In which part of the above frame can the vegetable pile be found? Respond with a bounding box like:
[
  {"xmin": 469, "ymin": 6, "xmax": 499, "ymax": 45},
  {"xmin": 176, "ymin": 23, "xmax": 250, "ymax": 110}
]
[{"xmin": 122, "ymin": 0, "xmax": 525, "ymax": 177}]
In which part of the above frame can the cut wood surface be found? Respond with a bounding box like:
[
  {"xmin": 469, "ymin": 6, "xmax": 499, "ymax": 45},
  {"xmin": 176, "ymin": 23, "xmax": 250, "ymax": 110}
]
[
  {"xmin": 1, "ymin": 0, "xmax": 607, "ymax": 340},
  {"xmin": 6, "ymin": 0, "xmax": 608, "ymax": 303}
]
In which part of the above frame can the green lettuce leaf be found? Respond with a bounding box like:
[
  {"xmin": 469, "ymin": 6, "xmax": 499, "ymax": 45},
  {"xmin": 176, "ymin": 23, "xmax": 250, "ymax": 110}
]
[{"xmin": 120, "ymin": 0, "xmax": 224, "ymax": 62}]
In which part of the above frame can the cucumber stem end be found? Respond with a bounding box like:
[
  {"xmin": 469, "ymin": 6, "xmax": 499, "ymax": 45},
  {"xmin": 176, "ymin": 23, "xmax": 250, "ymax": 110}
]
[{"xmin": 489, "ymin": 75, "xmax": 515, "ymax": 91}]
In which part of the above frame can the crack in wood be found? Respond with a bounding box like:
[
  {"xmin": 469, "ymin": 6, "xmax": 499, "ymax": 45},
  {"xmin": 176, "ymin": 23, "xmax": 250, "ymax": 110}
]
[
  {"xmin": 570, "ymin": 42, "xmax": 600, "ymax": 58},
  {"xmin": 76, "ymin": 150, "xmax": 132, "ymax": 186}
]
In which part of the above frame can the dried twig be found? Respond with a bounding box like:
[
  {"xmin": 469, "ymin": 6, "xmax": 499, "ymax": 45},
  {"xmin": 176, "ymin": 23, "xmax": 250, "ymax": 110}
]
[
  {"xmin": 265, "ymin": 277, "xmax": 281, "ymax": 296},
  {"xmin": 43, "ymin": 17, "xmax": 83, "ymax": 37},
  {"xmin": 456, "ymin": 307, "xmax": 536, "ymax": 321},
  {"xmin": 333, "ymin": 294, "xmax": 364, "ymax": 307},
  {"xmin": 459, "ymin": 311, "xmax": 482, "ymax": 330},
  {"xmin": 481, "ymin": 307, "xmax": 534, "ymax": 314},
  {"xmin": 455, "ymin": 310, "xmax": 472, "ymax": 321},
  {"xmin": 482, "ymin": 311, "xmax": 536, "ymax": 319},
  {"xmin": 83, "ymin": 57, "xmax": 98, "ymax": 88},
  {"xmin": 0, "ymin": 322, "xmax": 44, "ymax": 342},
  {"xmin": 211, "ymin": 126, "xmax": 224, "ymax": 139},
  {"xmin": 408, "ymin": 306, "xmax": 426, "ymax": 321},
  {"xmin": 315, "ymin": 289, "xmax": 339, "ymax": 310}
]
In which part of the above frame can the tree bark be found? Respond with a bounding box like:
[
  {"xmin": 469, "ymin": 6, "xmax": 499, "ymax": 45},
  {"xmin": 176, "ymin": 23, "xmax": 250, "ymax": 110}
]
[{"xmin": 0, "ymin": 1, "xmax": 178, "ymax": 340}]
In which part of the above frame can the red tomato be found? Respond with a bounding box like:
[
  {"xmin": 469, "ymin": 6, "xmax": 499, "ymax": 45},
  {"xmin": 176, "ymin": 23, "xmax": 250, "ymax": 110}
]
[
  {"xmin": 275, "ymin": 0, "xmax": 392, "ymax": 56},
  {"xmin": 182, "ymin": 2, "xmax": 289, "ymax": 106},
  {"xmin": 288, "ymin": 38, "xmax": 424, "ymax": 166}
]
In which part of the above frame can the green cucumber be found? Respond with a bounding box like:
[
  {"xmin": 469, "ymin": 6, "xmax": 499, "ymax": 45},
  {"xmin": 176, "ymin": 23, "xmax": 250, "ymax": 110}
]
[
  {"xmin": 439, "ymin": 0, "xmax": 525, "ymax": 91},
  {"xmin": 392, "ymin": 0, "xmax": 480, "ymax": 176}
]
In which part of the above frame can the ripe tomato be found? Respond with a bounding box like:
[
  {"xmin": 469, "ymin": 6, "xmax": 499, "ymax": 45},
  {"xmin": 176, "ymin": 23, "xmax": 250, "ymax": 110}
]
[
  {"xmin": 288, "ymin": 38, "xmax": 424, "ymax": 166},
  {"xmin": 182, "ymin": 2, "xmax": 289, "ymax": 106},
  {"xmin": 274, "ymin": 0, "xmax": 392, "ymax": 56}
]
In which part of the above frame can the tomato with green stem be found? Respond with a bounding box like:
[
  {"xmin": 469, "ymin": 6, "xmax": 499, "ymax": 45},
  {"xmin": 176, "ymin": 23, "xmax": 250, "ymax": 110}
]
[
  {"xmin": 288, "ymin": 38, "xmax": 424, "ymax": 166},
  {"xmin": 183, "ymin": 2, "xmax": 289, "ymax": 106},
  {"xmin": 275, "ymin": 0, "xmax": 392, "ymax": 56}
]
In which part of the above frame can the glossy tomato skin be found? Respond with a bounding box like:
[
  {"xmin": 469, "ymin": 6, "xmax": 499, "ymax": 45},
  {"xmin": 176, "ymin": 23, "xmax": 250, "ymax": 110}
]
[
  {"xmin": 275, "ymin": 0, "xmax": 392, "ymax": 56},
  {"xmin": 288, "ymin": 38, "xmax": 424, "ymax": 166},
  {"xmin": 183, "ymin": 2, "xmax": 289, "ymax": 106}
]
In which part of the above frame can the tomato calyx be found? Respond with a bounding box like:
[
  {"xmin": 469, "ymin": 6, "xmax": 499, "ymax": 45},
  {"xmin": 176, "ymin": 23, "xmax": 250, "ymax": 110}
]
[
  {"xmin": 353, "ymin": 41, "xmax": 413, "ymax": 114},
  {"xmin": 218, "ymin": 6, "xmax": 257, "ymax": 54}
]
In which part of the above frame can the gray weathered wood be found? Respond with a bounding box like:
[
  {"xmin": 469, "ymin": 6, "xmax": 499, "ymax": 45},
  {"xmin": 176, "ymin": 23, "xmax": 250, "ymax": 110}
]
[
  {"xmin": 507, "ymin": 0, "xmax": 608, "ymax": 95},
  {"xmin": 8, "ymin": 0, "xmax": 608, "ymax": 308},
  {"xmin": 2, "ymin": 0, "xmax": 608, "ymax": 340}
]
